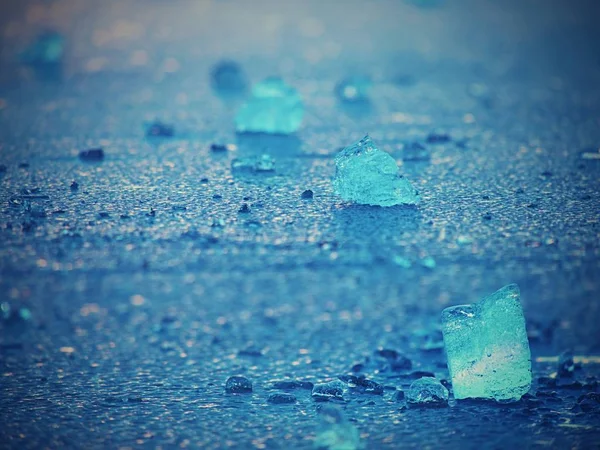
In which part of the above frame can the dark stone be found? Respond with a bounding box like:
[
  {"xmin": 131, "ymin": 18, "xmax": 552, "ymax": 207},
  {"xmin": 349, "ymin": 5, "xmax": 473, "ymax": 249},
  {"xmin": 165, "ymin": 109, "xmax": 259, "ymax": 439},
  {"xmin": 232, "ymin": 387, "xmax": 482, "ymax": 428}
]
[
  {"xmin": 392, "ymin": 390, "xmax": 405, "ymax": 401},
  {"xmin": 272, "ymin": 380, "xmax": 314, "ymax": 391},
  {"xmin": 225, "ymin": 376, "xmax": 252, "ymax": 393},
  {"xmin": 483, "ymin": 213, "xmax": 492, "ymax": 221},
  {"xmin": 70, "ymin": 181, "xmax": 79, "ymax": 191},
  {"xmin": 239, "ymin": 203, "xmax": 251, "ymax": 214},
  {"xmin": 267, "ymin": 393, "xmax": 297, "ymax": 404},
  {"xmin": 19, "ymin": 163, "xmax": 30, "ymax": 169},
  {"xmin": 577, "ymin": 393, "xmax": 600, "ymax": 412},
  {"xmin": 301, "ymin": 189, "xmax": 314, "ymax": 199},
  {"xmin": 210, "ymin": 143, "xmax": 228, "ymax": 152},
  {"xmin": 146, "ymin": 121, "xmax": 174, "ymax": 138},
  {"xmin": 426, "ymin": 133, "xmax": 451, "ymax": 144},
  {"xmin": 79, "ymin": 148, "xmax": 104, "ymax": 162}
]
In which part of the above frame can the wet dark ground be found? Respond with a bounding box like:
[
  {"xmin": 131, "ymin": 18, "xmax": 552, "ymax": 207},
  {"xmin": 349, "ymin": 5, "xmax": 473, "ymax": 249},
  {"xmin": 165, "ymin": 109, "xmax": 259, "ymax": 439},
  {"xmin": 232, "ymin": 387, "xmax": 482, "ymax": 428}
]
[{"xmin": 1, "ymin": 0, "xmax": 600, "ymax": 448}]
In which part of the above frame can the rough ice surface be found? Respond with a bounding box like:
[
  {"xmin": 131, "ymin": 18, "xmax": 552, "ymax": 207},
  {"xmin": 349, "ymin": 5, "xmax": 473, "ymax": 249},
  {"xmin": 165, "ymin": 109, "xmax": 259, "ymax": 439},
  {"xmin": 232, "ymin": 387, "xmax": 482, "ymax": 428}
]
[
  {"xmin": 333, "ymin": 135, "xmax": 420, "ymax": 206},
  {"xmin": 231, "ymin": 154, "xmax": 275, "ymax": 173},
  {"xmin": 235, "ymin": 77, "xmax": 304, "ymax": 134},
  {"xmin": 441, "ymin": 284, "xmax": 532, "ymax": 402},
  {"xmin": 314, "ymin": 405, "xmax": 363, "ymax": 450},
  {"xmin": 406, "ymin": 377, "xmax": 449, "ymax": 406},
  {"xmin": 335, "ymin": 76, "xmax": 372, "ymax": 103}
]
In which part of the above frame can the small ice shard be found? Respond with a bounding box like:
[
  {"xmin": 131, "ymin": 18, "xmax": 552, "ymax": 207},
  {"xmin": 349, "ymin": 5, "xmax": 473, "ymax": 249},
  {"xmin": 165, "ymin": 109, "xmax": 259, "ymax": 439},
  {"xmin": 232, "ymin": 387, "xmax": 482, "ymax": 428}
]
[
  {"xmin": 235, "ymin": 77, "xmax": 304, "ymax": 134},
  {"xmin": 333, "ymin": 135, "xmax": 420, "ymax": 206},
  {"xmin": 392, "ymin": 255, "xmax": 412, "ymax": 268},
  {"xmin": 335, "ymin": 76, "xmax": 372, "ymax": 103},
  {"xmin": 312, "ymin": 380, "xmax": 346, "ymax": 401},
  {"xmin": 441, "ymin": 284, "xmax": 532, "ymax": 402},
  {"xmin": 211, "ymin": 60, "xmax": 247, "ymax": 94},
  {"xmin": 225, "ymin": 375, "xmax": 252, "ymax": 393},
  {"xmin": 406, "ymin": 377, "xmax": 449, "ymax": 406},
  {"xmin": 421, "ymin": 256, "xmax": 436, "ymax": 269},
  {"xmin": 314, "ymin": 405, "xmax": 363, "ymax": 450},
  {"xmin": 231, "ymin": 154, "xmax": 275, "ymax": 173}
]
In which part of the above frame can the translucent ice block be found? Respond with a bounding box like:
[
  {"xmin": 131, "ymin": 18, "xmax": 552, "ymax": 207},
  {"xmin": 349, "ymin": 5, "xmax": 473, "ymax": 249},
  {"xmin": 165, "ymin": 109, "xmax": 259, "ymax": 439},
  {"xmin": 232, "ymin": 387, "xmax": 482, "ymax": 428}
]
[
  {"xmin": 441, "ymin": 284, "xmax": 532, "ymax": 402},
  {"xmin": 333, "ymin": 135, "xmax": 420, "ymax": 207}
]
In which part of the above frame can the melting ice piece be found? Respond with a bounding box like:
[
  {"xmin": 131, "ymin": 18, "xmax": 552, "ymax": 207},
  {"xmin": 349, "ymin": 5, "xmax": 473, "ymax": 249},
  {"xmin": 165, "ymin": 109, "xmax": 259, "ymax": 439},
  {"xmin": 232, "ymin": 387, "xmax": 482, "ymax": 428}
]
[
  {"xmin": 333, "ymin": 135, "xmax": 420, "ymax": 206},
  {"xmin": 235, "ymin": 77, "xmax": 304, "ymax": 134},
  {"xmin": 231, "ymin": 154, "xmax": 275, "ymax": 173},
  {"xmin": 312, "ymin": 380, "xmax": 346, "ymax": 401},
  {"xmin": 406, "ymin": 377, "xmax": 449, "ymax": 406},
  {"xmin": 335, "ymin": 76, "xmax": 372, "ymax": 103},
  {"xmin": 314, "ymin": 404, "xmax": 363, "ymax": 450},
  {"xmin": 225, "ymin": 375, "xmax": 252, "ymax": 393},
  {"xmin": 441, "ymin": 284, "xmax": 532, "ymax": 402}
]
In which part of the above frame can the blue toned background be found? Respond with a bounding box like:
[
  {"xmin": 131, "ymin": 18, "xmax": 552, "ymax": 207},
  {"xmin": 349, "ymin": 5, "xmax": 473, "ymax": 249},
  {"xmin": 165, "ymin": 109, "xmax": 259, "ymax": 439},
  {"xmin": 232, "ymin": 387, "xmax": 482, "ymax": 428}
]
[{"xmin": 0, "ymin": 0, "xmax": 599, "ymax": 448}]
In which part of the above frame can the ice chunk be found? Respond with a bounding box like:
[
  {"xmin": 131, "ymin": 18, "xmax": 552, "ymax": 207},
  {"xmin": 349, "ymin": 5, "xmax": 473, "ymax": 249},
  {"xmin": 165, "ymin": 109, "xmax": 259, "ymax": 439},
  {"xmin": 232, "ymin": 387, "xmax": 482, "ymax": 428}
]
[
  {"xmin": 314, "ymin": 405, "xmax": 363, "ymax": 450},
  {"xmin": 235, "ymin": 77, "xmax": 304, "ymax": 134},
  {"xmin": 20, "ymin": 32, "xmax": 64, "ymax": 65},
  {"xmin": 225, "ymin": 375, "xmax": 252, "ymax": 393},
  {"xmin": 441, "ymin": 284, "xmax": 532, "ymax": 402},
  {"xmin": 312, "ymin": 380, "xmax": 346, "ymax": 401},
  {"xmin": 406, "ymin": 377, "xmax": 449, "ymax": 406},
  {"xmin": 267, "ymin": 393, "xmax": 296, "ymax": 404},
  {"xmin": 333, "ymin": 135, "xmax": 420, "ymax": 206}
]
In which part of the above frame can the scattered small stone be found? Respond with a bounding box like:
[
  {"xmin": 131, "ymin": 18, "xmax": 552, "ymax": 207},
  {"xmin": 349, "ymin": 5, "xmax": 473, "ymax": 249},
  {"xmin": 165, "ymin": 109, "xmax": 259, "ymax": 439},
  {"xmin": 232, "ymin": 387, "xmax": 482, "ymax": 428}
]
[
  {"xmin": 210, "ymin": 143, "xmax": 237, "ymax": 152},
  {"xmin": 403, "ymin": 142, "xmax": 430, "ymax": 162},
  {"xmin": 19, "ymin": 162, "xmax": 30, "ymax": 169},
  {"xmin": 406, "ymin": 377, "xmax": 449, "ymax": 406},
  {"xmin": 70, "ymin": 181, "xmax": 79, "ymax": 191},
  {"xmin": 29, "ymin": 205, "xmax": 46, "ymax": 219},
  {"xmin": 200, "ymin": 177, "xmax": 209, "ymax": 184},
  {"xmin": 225, "ymin": 376, "xmax": 252, "ymax": 393},
  {"xmin": 238, "ymin": 203, "xmax": 251, "ymax": 214},
  {"xmin": 301, "ymin": 189, "xmax": 313, "ymax": 199},
  {"xmin": 392, "ymin": 390, "xmax": 405, "ymax": 401},
  {"xmin": 426, "ymin": 133, "xmax": 451, "ymax": 144},
  {"xmin": 482, "ymin": 212, "xmax": 492, "ymax": 221},
  {"xmin": 272, "ymin": 380, "xmax": 314, "ymax": 391},
  {"xmin": 267, "ymin": 393, "xmax": 297, "ymax": 404},
  {"xmin": 98, "ymin": 212, "xmax": 110, "ymax": 219},
  {"xmin": 211, "ymin": 60, "xmax": 247, "ymax": 93},
  {"xmin": 577, "ymin": 393, "xmax": 600, "ymax": 412},
  {"xmin": 79, "ymin": 148, "xmax": 104, "ymax": 162},
  {"xmin": 312, "ymin": 380, "xmax": 346, "ymax": 401},
  {"xmin": 146, "ymin": 121, "xmax": 174, "ymax": 138},
  {"xmin": 146, "ymin": 208, "xmax": 156, "ymax": 217},
  {"xmin": 374, "ymin": 349, "xmax": 413, "ymax": 372}
]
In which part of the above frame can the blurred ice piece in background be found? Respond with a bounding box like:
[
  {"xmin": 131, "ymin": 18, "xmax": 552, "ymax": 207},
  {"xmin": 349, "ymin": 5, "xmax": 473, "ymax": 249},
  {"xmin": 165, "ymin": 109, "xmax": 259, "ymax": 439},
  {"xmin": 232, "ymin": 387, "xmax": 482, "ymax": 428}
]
[
  {"xmin": 19, "ymin": 31, "xmax": 65, "ymax": 80},
  {"xmin": 231, "ymin": 154, "xmax": 276, "ymax": 174},
  {"xmin": 314, "ymin": 404, "xmax": 363, "ymax": 450},
  {"xmin": 235, "ymin": 77, "xmax": 304, "ymax": 134},
  {"xmin": 335, "ymin": 76, "xmax": 372, "ymax": 103},
  {"xmin": 210, "ymin": 60, "xmax": 248, "ymax": 97},
  {"xmin": 145, "ymin": 120, "xmax": 175, "ymax": 138}
]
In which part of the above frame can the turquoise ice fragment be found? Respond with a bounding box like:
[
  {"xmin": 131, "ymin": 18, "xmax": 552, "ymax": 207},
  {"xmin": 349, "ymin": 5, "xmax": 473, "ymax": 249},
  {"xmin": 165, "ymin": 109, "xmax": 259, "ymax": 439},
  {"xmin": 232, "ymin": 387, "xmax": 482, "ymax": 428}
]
[
  {"xmin": 314, "ymin": 405, "xmax": 363, "ymax": 450},
  {"xmin": 235, "ymin": 77, "xmax": 304, "ymax": 134},
  {"xmin": 406, "ymin": 377, "xmax": 449, "ymax": 406},
  {"xmin": 333, "ymin": 135, "xmax": 420, "ymax": 206},
  {"xmin": 441, "ymin": 284, "xmax": 532, "ymax": 402},
  {"xmin": 231, "ymin": 154, "xmax": 275, "ymax": 173},
  {"xmin": 20, "ymin": 32, "xmax": 64, "ymax": 65}
]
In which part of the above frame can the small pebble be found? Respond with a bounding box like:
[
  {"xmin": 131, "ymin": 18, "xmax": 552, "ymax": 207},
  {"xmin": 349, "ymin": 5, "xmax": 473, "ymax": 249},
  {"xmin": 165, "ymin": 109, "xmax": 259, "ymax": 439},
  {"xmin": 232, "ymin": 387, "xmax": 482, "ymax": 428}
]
[
  {"xmin": 79, "ymin": 148, "xmax": 104, "ymax": 162},
  {"xmin": 70, "ymin": 181, "xmax": 79, "ymax": 191},
  {"xmin": 301, "ymin": 189, "xmax": 313, "ymax": 199},
  {"xmin": 146, "ymin": 121, "xmax": 174, "ymax": 137},
  {"xmin": 267, "ymin": 393, "xmax": 297, "ymax": 404},
  {"xmin": 238, "ymin": 203, "xmax": 251, "ymax": 214}
]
